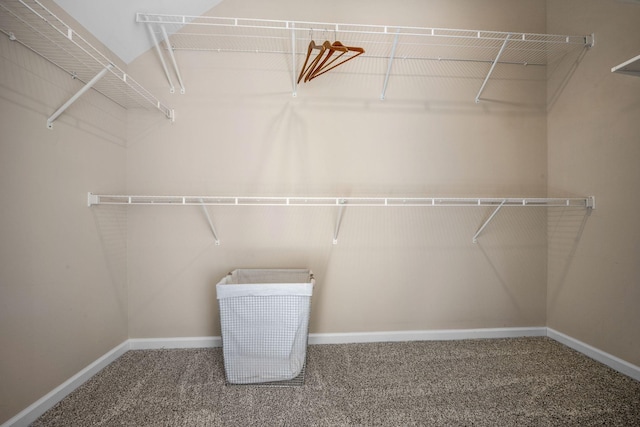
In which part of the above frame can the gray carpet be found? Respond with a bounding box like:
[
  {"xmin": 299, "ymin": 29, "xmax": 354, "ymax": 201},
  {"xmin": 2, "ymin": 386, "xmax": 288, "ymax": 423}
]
[{"xmin": 32, "ymin": 337, "xmax": 640, "ymax": 426}]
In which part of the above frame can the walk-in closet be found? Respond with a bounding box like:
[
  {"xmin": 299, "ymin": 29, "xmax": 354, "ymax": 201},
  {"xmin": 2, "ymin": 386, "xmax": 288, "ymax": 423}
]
[{"xmin": 1, "ymin": 0, "xmax": 639, "ymax": 425}]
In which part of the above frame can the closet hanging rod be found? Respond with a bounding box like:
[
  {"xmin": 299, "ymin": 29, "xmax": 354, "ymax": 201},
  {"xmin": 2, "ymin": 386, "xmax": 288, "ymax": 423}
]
[
  {"xmin": 149, "ymin": 45, "xmax": 551, "ymax": 68},
  {"xmin": 88, "ymin": 193, "xmax": 595, "ymax": 209}
]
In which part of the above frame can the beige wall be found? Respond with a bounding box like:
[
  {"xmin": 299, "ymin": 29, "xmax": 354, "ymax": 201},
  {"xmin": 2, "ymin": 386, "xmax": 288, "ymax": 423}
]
[
  {"xmin": 547, "ymin": 0, "xmax": 640, "ymax": 367},
  {"xmin": 126, "ymin": 0, "xmax": 549, "ymax": 339},
  {"xmin": 0, "ymin": 5, "xmax": 128, "ymax": 423}
]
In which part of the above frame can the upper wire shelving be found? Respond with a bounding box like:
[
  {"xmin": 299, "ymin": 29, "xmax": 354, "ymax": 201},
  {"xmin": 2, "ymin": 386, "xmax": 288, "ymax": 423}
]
[
  {"xmin": 136, "ymin": 13, "xmax": 594, "ymax": 101},
  {"xmin": 0, "ymin": 0, "xmax": 174, "ymax": 127}
]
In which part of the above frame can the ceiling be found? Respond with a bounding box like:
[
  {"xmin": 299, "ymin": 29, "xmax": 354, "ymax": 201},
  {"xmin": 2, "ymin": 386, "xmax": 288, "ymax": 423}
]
[{"xmin": 51, "ymin": 0, "xmax": 223, "ymax": 64}]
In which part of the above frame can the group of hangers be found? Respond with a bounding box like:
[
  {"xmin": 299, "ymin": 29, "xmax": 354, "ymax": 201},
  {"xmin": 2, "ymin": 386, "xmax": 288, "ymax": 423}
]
[{"xmin": 297, "ymin": 40, "xmax": 365, "ymax": 83}]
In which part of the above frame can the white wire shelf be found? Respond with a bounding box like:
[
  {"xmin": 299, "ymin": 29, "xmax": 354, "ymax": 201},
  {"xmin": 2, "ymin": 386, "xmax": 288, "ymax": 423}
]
[
  {"xmin": 0, "ymin": 0, "xmax": 174, "ymax": 126},
  {"xmin": 88, "ymin": 193, "xmax": 594, "ymax": 245},
  {"xmin": 136, "ymin": 13, "xmax": 594, "ymax": 101},
  {"xmin": 612, "ymin": 53, "xmax": 640, "ymax": 76},
  {"xmin": 88, "ymin": 193, "xmax": 595, "ymax": 208},
  {"xmin": 137, "ymin": 14, "xmax": 592, "ymax": 65}
]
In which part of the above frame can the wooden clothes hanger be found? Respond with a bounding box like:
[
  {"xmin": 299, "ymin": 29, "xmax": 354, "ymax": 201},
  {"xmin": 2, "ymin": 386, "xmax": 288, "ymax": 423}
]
[
  {"xmin": 306, "ymin": 41, "xmax": 349, "ymax": 81},
  {"xmin": 308, "ymin": 41, "xmax": 364, "ymax": 81},
  {"xmin": 297, "ymin": 40, "xmax": 330, "ymax": 84},
  {"xmin": 298, "ymin": 40, "xmax": 365, "ymax": 83}
]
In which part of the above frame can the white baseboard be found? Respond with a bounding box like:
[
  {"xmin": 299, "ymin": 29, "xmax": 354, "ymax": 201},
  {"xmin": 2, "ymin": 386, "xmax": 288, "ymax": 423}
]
[
  {"xmin": 547, "ymin": 328, "xmax": 640, "ymax": 382},
  {"xmin": 5, "ymin": 327, "xmax": 638, "ymax": 427},
  {"xmin": 125, "ymin": 327, "xmax": 547, "ymax": 348},
  {"xmin": 2, "ymin": 340, "xmax": 129, "ymax": 427},
  {"xmin": 129, "ymin": 336, "xmax": 222, "ymax": 350},
  {"xmin": 308, "ymin": 327, "xmax": 547, "ymax": 345}
]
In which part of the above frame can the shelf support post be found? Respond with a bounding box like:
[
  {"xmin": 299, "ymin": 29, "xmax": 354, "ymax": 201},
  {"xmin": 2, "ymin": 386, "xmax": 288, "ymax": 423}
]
[
  {"xmin": 381, "ymin": 31, "xmax": 400, "ymax": 101},
  {"xmin": 475, "ymin": 33, "xmax": 511, "ymax": 103},
  {"xmin": 146, "ymin": 22, "xmax": 176, "ymax": 94},
  {"xmin": 473, "ymin": 200, "xmax": 506, "ymax": 243},
  {"xmin": 47, "ymin": 64, "xmax": 113, "ymax": 129},
  {"xmin": 160, "ymin": 25, "xmax": 186, "ymax": 94},
  {"xmin": 333, "ymin": 200, "xmax": 346, "ymax": 244}
]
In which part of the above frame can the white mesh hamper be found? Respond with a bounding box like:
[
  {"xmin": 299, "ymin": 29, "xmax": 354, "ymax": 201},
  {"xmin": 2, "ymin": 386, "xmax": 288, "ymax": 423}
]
[{"xmin": 216, "ymin": 269, "xmax": 314, "ymax": 385}]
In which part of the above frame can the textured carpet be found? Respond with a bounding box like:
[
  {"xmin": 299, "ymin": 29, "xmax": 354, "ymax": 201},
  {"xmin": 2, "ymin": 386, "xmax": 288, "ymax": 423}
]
[{"xmin": 33, "ymin": 337, "xmax": 640, "ymax": 426}]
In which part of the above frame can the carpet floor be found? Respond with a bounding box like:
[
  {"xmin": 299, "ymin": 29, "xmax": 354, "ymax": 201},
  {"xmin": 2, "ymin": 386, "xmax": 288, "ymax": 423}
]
[{"xmin": 32, "ymin": 337, "xmax": 640, "ymax": 426}]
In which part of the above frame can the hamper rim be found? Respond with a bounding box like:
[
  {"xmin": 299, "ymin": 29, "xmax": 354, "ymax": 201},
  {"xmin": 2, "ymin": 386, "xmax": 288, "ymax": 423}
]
[{"xmin": 216, "ymin": 282, "xmax": 314, "ymax": 299}]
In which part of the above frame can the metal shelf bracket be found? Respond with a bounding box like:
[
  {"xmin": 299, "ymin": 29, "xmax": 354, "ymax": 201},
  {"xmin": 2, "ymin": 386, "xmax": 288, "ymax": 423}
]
[
  {"xmin": 475, "ymin": 33, "xmax": 511, "ymax": 103},
  {"xmin": 472, "ymin": 199, "xmax": 506, "ymax": 243},
  {"xmin": 333, "ymin": 199, "xmax": 346, "ymax": 244},
  {"xmin": 146, "ymin": 22, "xmax": 175, "ymax": 94},
  {"xmin": 47, "ymin": 64, "xmax": 113, "ymax": 129},
  {"xmin": 380, "ymin": 31, "xmax": 400, "ymax": 101},
  {"xmin": 144, "ymin": 17, "xmax": 186, "ymax": 94},
  {"xmin": 160, "ymin": 24, "xmax": 186, "ymax": 94},
  {"xmin": 199, "ymin": 199, "xmax": 220, "ymax": 245}
]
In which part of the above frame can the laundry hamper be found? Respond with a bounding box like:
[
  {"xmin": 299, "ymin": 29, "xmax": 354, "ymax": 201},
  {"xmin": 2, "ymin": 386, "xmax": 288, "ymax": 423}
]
[{"xmin": 216, "ymin": 269, "xmax": 314, "ymax": 385}]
